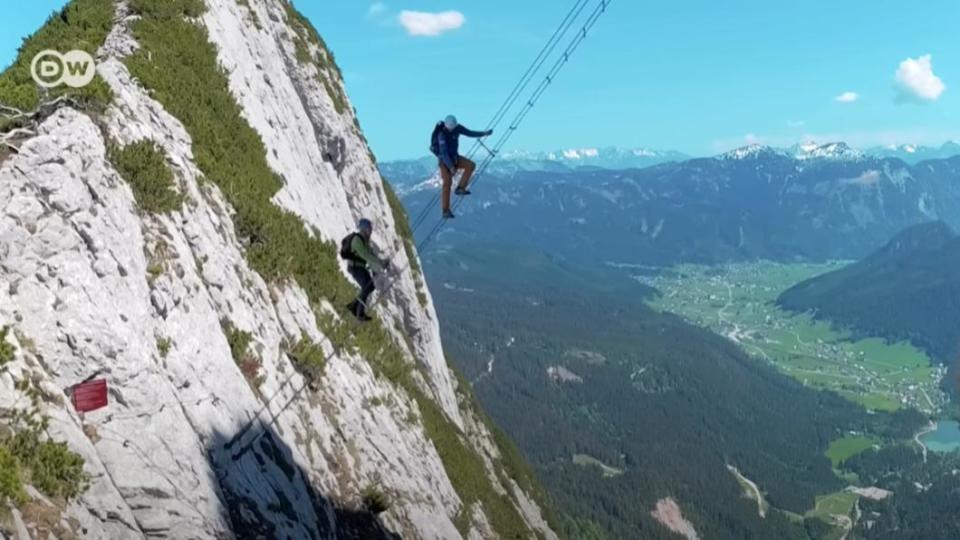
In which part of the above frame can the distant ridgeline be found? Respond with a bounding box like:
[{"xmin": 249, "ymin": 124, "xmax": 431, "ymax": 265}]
[
  {"xmin": 391, "ymin": 150, "xmax": 960, "ymax": 267},
  {"xmin": 778, "ymin": 221, "xmax": 960, "ymax": 368}
]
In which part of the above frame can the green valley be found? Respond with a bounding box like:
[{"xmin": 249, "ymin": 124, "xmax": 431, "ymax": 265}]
[{"xmin": 641, "ymin": 261, "xmax": 949, "ymax": 414}]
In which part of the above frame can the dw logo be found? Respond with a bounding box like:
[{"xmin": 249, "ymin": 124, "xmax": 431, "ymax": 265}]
[{"xmin": 30, "ymin": 49, "xmax": 97, "ymax": 89}]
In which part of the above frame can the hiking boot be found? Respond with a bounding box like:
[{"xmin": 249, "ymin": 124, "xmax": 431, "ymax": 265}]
[
  {"xmin": 454, "ymin": 187, "xmax": 471, "ymax": 196},
  {"xmin": 356, "ymin": 313, "xmax": 373, "ymax": 322},
  {"xmin": 442, "ymin": 209, "xmax": 456, "ymax": 219}
]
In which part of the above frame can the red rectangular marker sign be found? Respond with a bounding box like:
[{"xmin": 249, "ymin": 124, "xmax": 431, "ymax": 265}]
[{"xmin": 72, "ymin": 379, "xmax": 108, "ymax": 413}]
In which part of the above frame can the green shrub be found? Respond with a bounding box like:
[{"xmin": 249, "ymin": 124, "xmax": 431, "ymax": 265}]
[
  {"xmin": 319, "ymin": 74, "xmax": 346, "ymax": 115},
  {"xmin": 416, "ymin": 387, "xmax": 531, "ymax": 538},
  {"xmin": 26, "ymin": 439, "xmax": 87, "ymax": 499},
  {"xmin": 236, "ymin": 0, "xmax": 262, "ymax": 30},
  {"xmin": 0, "ymin": 0, "xmax": 113, "ymax": 112},
  {"xmin": 156, "ymin": 336, "xmax": 172, "ymax": 358},
  {"xmin": 146, "ymin": 262, "xmax": 164, "ymax": 279},
  {"xmin": 4, "ymin": 423, "xmax": 87, "ymax": 501},
  {"xmin": 109, "ymin": 140, "xmax": 182, "ymax": 213},
  {"xmin": 288, "ymin": 334, "xmax": 328, "ymax": 375},
  {"xmin": 361, "ymin": 484, "xmax": 391, "ymax": 515},
  {"xmin": 293, "ymin": 36, "xmax": 311, "ymax": 65},
  {"xmin": 281, "ymin": 0, "xmax": 347, "ymax": 115},
  {"xmin": 123, "ymin": 3, "xmax": 539, "ymax": 537},
  {"xmin": 221, "ymin": 320, "xmax": 252, "ymax": 364},
  {"xmin": 282, "ymin": 0, "xmax": 322, "ymax": 47},
  {"xmin": 0, "ymin": 446, "xmax": 26, "ymax": 505},
  {"xmin": 222, "ymin": 320, "xmax": 263, "ymax": 388},
  {"xmin": 0, "ymin": 326, "xmax": 15, "ymax": 367}
]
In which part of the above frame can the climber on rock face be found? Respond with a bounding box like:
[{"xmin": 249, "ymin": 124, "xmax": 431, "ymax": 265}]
[
  {"xmin": 340, "ymin": 218, "xmax": 389, "ymax": 322},
  {"xmin": 430, "ymin": 115, "xmax": 493, "ymax": 219}
]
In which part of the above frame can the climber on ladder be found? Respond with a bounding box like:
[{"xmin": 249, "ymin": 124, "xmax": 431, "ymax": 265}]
[
  {"xmin": 340, "ymin": 218, "xmax": 390, "ymax": 322},
  {"xmin": 430, "ymin": 115, "xmax": 493, "ymax": 219}
]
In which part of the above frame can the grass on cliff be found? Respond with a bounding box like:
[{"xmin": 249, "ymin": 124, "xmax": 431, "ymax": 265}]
[
  {"xmin": 124, "ymin": 1, "xmax": 539, "ymax": 536},
  {"xmin": 0, "ymin": 327, "xmax": 15, "ymax": 368},
  {"xmin": 282, "ymin": 0, "xmax": 347, "ymax": 115}
]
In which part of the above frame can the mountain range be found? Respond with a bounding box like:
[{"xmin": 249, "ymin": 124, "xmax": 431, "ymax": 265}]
[
  {"xmin": 865, "ymin": 141, "xmax": 960, "ymax": 164},
  {"xmin": 380, "ymin": 146, "xmax": 689, "ymax": 183},
  {"xmin": 392, "ymin": 147, "xmax": 960, "ymax": 267},
  {"xmin": 381, "ymin": 141, "xmax": 960, "ymax": 186}
]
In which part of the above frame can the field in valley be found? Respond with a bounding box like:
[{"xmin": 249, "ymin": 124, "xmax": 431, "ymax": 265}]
[{"xmin": 640, "ymin": 262, "xmax": 947, "ymax": 415}]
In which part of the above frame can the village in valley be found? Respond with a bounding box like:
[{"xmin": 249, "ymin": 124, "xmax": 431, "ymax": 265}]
[{"xmin": 638, "ymin": 261, "xmax": 949, "ymax": 415}]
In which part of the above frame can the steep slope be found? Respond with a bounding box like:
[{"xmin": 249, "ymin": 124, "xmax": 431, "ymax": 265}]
[
  {"xmin": 0, "ymin": 0, "xmax": 555, "ymax": 538},
  {"xmin": 778, "ymin": 221, "xmax": 960, "ymax": 365}
]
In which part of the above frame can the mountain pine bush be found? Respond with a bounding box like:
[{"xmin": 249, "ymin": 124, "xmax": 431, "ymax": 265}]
[{"xmin": 109, "ymin": 140, "xmax": 183, "ymax": 213}]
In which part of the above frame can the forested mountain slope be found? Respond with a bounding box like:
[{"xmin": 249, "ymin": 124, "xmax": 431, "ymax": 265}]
[
  {"xmin": 426, "ymin": 243, "xmax": 924, "ymax": 539},
  {"xmin": 778, "ymin": 221, "xmax": 960, "ymax": 366}
]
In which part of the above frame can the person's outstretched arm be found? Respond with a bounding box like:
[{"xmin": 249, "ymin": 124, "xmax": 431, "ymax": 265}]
[{"xmin": 456, "ymin": 125, "xmax": 493, "ymax": 138}]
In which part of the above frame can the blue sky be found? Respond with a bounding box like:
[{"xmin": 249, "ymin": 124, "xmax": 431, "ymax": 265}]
[{"xmin": 4, "ymin": 1, "xmax": 957, "ymax": 160}]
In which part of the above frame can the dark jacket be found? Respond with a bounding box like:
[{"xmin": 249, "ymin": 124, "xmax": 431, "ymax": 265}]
[{"xmin": 437, "ymin": 124, "xmax": 486, "ymax": 170}]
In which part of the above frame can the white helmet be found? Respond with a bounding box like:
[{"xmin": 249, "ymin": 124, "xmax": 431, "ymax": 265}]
[{"xmin": 444, "ymin": 115, "xmax": 458, "ymax": 130}]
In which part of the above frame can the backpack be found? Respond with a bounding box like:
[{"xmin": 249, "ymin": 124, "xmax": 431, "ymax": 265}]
[
  {"xmin": 340, "ymin": 233, "xmax": 363, "ymax": 263},
  {"xmin": 429, "ymin": 122, "xmax": 444, "ymax": 157}
]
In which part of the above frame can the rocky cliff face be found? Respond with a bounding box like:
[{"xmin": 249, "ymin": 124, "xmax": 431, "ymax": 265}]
[{"xmin": 0, "ymin": 1, "xmax": 555, "ymax": 538}]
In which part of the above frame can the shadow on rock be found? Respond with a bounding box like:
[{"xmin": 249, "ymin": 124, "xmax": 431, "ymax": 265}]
[{"xmin": 205, "ymin": 420, "xmax": 401, "ymax": 540}]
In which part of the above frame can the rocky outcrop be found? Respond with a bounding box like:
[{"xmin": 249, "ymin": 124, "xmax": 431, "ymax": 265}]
[
  {"xmin": 0, "ymin": 0, "xmax": 555, "ymax": 538},
  {"xmin": 651, "ymin": 498, "xmax": 700, "ymax": 540}
]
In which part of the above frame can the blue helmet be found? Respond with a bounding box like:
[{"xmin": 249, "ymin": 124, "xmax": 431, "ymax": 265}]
[
  {"xmin": 358, "ymin": 218, "xmax": 373, "ymax": 232},
  {"xmin": 444, "ymin": 115, "xmax": 458, "ymax": 130}
]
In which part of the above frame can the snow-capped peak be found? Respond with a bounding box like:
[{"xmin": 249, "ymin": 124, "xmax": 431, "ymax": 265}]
[
  {"xmin": 791, "ymin": 141, "xmax": 864, "ymax": 161},
  {"xmin": 561, "ymin": 148, "xmax": 600, "ymax": 159},
  {"xmin": 720, "ymin": 144, "xmax": 782, "ymax": 160},
  {"xmin": 798, "ymin": 141, "xmax": 820, "ymax": 153},
  {"xmin": 491, "ymin": 146, "xmax": 689, "ymax": 170}
]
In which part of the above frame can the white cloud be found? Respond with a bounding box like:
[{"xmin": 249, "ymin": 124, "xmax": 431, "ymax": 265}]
[
  {"xmin": 834, "ymin": 91, "xmax": 859, "ymax": 103},
  {"xmin": 787, "ymin": 120, "xmax": 806, "ymax": 128},
  {"xmin": 895, "ymin": 54, "xmax": 946, "ymax": 103},
  {"xmin": 368, "ymin": 2, "xmax": 387, "ymax": 17},
  {"xmin": 398, "ymin": 10, "xmax": 465, "ymax": 36},
  {"xmin": 744, "ymin": 133, "xmax": 762, "ymax": 145},
  {"xmin": 843, "ymin": 170, "xmax": 882, "ymax": 186}
]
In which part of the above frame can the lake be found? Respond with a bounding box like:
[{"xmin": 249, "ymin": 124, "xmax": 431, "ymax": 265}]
[{"xmin": 921, "ymin": 420, "xmax": 960, "ymax": 453}]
